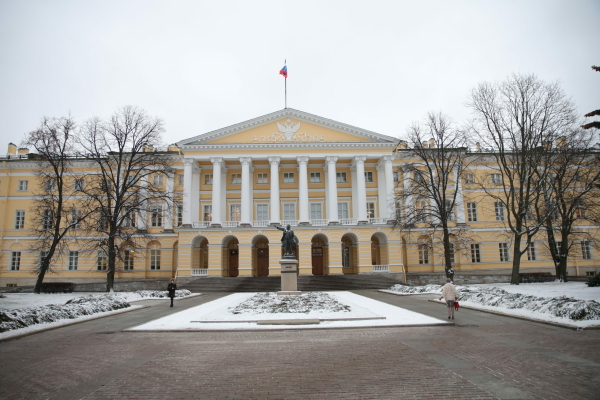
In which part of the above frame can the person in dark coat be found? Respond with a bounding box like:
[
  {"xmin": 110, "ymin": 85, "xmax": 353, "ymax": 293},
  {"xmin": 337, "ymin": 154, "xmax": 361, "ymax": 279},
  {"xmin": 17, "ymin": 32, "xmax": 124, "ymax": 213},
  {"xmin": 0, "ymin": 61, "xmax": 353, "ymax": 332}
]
[{"xmin": 167, "ymin": 279, "xmax": 177, "ymax": 307}]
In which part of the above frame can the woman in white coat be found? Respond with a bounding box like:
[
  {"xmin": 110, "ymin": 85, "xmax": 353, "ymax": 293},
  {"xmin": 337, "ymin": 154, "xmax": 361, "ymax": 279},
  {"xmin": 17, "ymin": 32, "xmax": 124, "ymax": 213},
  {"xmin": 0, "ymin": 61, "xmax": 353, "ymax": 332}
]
[{"xmin": 439, "ymin": 278, "xmax": 457, "ymax": 319}]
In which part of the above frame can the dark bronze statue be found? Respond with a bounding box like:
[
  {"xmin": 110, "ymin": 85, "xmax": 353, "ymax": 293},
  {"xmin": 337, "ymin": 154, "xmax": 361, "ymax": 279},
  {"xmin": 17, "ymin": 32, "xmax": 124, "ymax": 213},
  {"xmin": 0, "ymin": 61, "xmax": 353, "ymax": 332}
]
[{"xmin": 276, "ymin": 224, "xmax": 299, "ymax": 258}]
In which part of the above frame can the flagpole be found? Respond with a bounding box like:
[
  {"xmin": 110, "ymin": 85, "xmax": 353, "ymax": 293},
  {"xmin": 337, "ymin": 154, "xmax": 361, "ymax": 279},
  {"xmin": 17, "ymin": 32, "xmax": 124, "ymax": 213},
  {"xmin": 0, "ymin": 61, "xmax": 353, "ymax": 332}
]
[{"xmin": 284, "ymin": 59, "xmax": 287, "ymax": 108}]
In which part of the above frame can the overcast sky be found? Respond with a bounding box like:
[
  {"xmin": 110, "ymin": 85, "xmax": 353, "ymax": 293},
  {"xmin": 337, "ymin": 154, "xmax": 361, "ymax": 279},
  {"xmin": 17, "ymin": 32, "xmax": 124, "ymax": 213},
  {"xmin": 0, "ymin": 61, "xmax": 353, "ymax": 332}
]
[{"xmin": 1, "ymin": 0, "xmax": 598, "ymax": 152}]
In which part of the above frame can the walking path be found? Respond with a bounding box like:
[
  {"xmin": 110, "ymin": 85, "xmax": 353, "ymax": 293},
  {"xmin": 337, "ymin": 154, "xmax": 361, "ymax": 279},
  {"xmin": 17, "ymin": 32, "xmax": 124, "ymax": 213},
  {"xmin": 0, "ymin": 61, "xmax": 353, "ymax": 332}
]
[{"xmin": 1, "ymin": 290, "xmax": 599, "ymax": 399}]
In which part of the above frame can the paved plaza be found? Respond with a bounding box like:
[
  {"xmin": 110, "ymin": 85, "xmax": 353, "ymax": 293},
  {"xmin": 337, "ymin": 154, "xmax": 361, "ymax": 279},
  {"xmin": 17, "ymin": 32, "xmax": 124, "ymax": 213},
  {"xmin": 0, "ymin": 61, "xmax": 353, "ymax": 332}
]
[{"xmin": 1, "ymin": 290, "xmax": 599, "ymax": 400}]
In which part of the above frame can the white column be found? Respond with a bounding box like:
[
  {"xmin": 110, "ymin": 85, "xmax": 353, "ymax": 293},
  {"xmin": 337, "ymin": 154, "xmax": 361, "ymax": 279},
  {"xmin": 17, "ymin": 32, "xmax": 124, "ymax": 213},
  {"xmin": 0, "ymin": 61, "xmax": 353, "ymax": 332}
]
[
  {"xmin": 240, "ymin": 157, "xmax": 252, "ymax": 226},
  {"xmin": 454, "ymin": 166, "xmax": 466, "ymax": 224},
  {"xmin": 210, "ymin": 157, "xmax": 223, "ymax": 227},
  {"xmin": 353, "ymin": 156, "xmax": 368, "ymax": 224},
  {"xmin": 383, "ymin": 156, "xmax": 395, "ymax": 221},
  {"xmin": 164, "ymin": 172, "xmax": 174, "ymax": 230},
  {"xmin": 182, "ymin": 159, "xmax": 193, "ymax": 226},
  {"xmin": 269, "ymin": 156, "xmax": 280, "ymax": 225},
  {"xmin": 137, "ymin": 175, "xmax": 148, "ymax": 229},
  {"xmin": 325, "ymin": 156, "xmax": 339, "ymax": 225},
  {"xmin": 403, "ymin": 166, "xmax": 412, "ymax": 216},
  {"xmin": 297, "ymin": 156, "xmax": 310, "ymax": 225},
  {"xmin": 191, "ymin": 167, "xmax": 200, "ymax": 223}
]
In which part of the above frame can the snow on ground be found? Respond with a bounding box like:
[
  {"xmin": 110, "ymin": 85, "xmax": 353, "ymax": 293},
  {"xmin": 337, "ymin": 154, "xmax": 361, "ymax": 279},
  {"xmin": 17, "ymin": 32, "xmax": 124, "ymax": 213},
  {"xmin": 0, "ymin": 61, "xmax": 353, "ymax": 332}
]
[
  {"xmin": 128, "ymin": 291, "xmax": 449, "ymax": 331},
  {"xmin": 383, "ymin": 281, "xmax": 600, "ymax": 328}
]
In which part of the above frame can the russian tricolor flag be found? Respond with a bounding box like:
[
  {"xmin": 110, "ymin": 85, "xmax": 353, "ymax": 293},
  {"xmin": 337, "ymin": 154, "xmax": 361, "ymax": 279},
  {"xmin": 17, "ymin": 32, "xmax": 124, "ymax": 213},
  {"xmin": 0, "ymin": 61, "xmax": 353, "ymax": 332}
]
[{"xmin": 279, "ymin": 65, "xmax": 288, "ymax": 78}]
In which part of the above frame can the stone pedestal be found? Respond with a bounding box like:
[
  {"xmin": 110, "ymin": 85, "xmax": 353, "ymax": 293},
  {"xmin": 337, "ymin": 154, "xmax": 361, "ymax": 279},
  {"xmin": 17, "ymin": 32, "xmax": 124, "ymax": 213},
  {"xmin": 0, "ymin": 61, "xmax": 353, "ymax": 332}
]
[{"xmin": 278, "ymin": 258, "xmax": 300, "ymax": 295}]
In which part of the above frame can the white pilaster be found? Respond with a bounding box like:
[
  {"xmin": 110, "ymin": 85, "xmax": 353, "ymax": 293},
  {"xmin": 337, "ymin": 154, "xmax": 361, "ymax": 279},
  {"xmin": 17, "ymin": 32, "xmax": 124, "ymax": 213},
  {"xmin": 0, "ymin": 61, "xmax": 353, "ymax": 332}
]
[
  {"xmin": 297, "ymin": 156, "xmax": 310, "ymax": 225},
  {"xmin": 137, "ymin": 175, "xmax": 148, "ymax": 229},
  {"xmin": 182, "ymin": 159, "xmax": 193, "ymax": 226},
  {"xmin": 269, "ymin": 156, "xmax": 281, "ymax": 225},
  {"xmin": 352, "ymin": 156, "xmax": 368, "ymax": 224},
  {"xmin": 454, "ymin": 166, "xmax": 466, "ymax": 224},
  {"xmin": 210, "ymin": 157, "xmax": 223, "ymax": 227},
  {"xmin": 325, "ymin": 156, "xmax": 339, "ymax": 225},
  {"xmin": 164, "ymin": 171, "xmax": 174, "ymax": 230},
  {"xmin": 240, "ymin": 157, "xmax": 252, "ymax": 226},
  {"xmin": 403, "ymin": 166, "xmax": 412, "ymax": 217},
  {"xmin": 383, "ymin": 155, "xmax": 395, "ymax": 221},
  {"xmin": 191, "ymin": 167, "xmax": 200, "ymax": 223}
]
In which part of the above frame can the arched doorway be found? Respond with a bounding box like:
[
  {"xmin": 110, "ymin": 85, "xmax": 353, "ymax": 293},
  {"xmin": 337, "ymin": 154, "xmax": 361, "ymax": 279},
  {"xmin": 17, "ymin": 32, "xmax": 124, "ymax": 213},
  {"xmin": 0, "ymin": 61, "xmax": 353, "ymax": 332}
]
[
  {"xmin": 252, "ymin": 235, "xmax": 270, "ymax": 277},
  {"xmin": 370, "ymin": 232, "xmax": 389, "ymax": 267},
  {"xmin": 341, "ymin": 233, "xmax": 358, "ymax": 274},
  {"xmin": 191, "ymin": 236, "xmax": 209, "ymax": 271},
  {"xmin": 222, "ymin": 236, "xmax": 239, "ymax": 277},
  {"xmin": 311, "ymin": 234, "xmax": 329, "ymax": 275}
]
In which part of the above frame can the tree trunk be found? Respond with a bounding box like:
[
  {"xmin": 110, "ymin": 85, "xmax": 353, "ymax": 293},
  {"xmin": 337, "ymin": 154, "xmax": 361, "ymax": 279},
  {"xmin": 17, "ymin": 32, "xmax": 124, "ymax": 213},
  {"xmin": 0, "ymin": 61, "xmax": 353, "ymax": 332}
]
[
  {"xmin": 33, "ymin": 261, "xmax": 49, "ymax": 294},
  {"xmin": 557, "ymin": 238, "xmax": 569, "ymax": 282},
  {"xmin": 106, "ymin": 236, "xmax": 116, "ymax": 292},
  {"xmin": 510, "ymin": 235, "xmax": 522, "ymax": 284},
  {"xmin": 441, "ymin": 227, "xmax": 454, "ymax": 280}
]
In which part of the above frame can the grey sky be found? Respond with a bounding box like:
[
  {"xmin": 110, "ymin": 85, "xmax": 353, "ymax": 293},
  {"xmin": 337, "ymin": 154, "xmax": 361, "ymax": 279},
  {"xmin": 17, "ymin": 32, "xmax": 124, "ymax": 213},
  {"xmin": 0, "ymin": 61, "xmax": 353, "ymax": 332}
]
[{"xmin": 1, "ymin": 0, "xmax": 598, "ymax": 151}]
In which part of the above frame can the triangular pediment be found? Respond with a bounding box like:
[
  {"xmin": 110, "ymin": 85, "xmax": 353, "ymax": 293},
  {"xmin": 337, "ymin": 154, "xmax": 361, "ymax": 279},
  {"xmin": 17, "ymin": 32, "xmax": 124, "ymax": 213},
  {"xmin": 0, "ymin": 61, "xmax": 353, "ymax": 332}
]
[{"xmin": 177, "ymin": 109, "xmax": 397, "ymax": 147}]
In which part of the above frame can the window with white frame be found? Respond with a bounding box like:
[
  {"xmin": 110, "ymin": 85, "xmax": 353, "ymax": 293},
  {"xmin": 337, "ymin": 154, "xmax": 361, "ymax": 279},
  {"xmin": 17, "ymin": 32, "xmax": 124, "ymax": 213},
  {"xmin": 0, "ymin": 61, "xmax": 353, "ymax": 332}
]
[
  {"xmin": 11, "ymin": 251, "xmax": 21, "ymax": 270},
  {"xmin": 467, "ymin": 202, "xmax": 477, "ymax": 222},
  {"xmin": 203, "ymin": 205, "xmax": 212, "ymax": 221},
  {"xmin": 150, "ymin": 249, "xmax": 161, "ymax": 270},
  {"xmin": 364, "ymin": 171, "xmax": 374, "ymax": 183},
  {"xmin": 150, "ymin": 205, "xmax": 163, "ymax": 227},
  {"xmin": 395, "ymin": 201, "xmax": 402, "ymax": 220},
  {"xmin": 471, "ymin": 244, "xmax": 481, "ymax": 263},
  {"xmin": 495, "ymin": 202, "xmax": 505, "ymax": 221},
  {"xmin": 310, "ymin": 203, "xmax": 322, "ymax": 219},
  {"xmin": 204, "ymin": 174, "xmax": 213, "ymax": 185},
  {"xmin": 230, "ymin": 204, "xmax": 241, "ymax": 221},
  {"xmin": 42, "ymin": 209, "xmax": 54, "ymax": 229},
  {"xmin": 97, "ymin": 251, "xmax": 108, "ymax": 270},
  {"xmin": 555, "ymin": 241, "xmax": 562, "ymax": 255},
  {"xmin": 575, "ymin": 200, "xmax": 586, "ymax": 219},
  {"xmin": 283, "ymin": 172, "xmax": 295, "ymax": 183},
  {"xmin": 491, "ymin": 173, "xmax": 502, "ymax": 185},
  {"xmin": 499, "ymin": 243, "xmax": 510, "ymax": 262},
  {"xmin": 45, "ymin": 179, "xmax": 56, "ymax": 191},
  {"xmin": 449, "ymin": 243, "xmax": 455, "ymax": 264},
  {"xmin": 123, "ymin": 250, "xmax": 134, "ymax": 270},
  {"xmin": 418, "ymin": 244, "xmax": 429, "ymax": 264},
  {"xmin": 256, "ymin": 204, "xmax": 269, "ymax": 221},
  {"xmin": 257, "ymin": 173, "xmax": 268, "ymax": 184},
  {"xmin": 38, "ymin": 250, "xmax": 49, "ymax": 269},
  {"xmin": 71, "ymin": 209, "xmax": 82, "ymax": 229},
  {"xmin": 74, "ymin": 178, "xmax": 84, "ymax": 191},
  {"xmin": 527, "ymin": 243, "xmax": 536, "ymax": 261},
  {"xmin": 310, "ymin": 172, "xmax": 321, "ymax": 183},
  {"xmin": 18, "ymin": 180, "xmax": 28, "ymax": 191},
  {"xmin": 464, "ymin": 173, "xmax": 475, "ymax": 184},
  {"xmin": 445, "ymin": 200, "xmax": 454, "ymax": 221},
  {"xmin": 337, "ymin": 202, "xmax": 349, "ymax": 219},
  {"xmin": 366, "ymin": 202, "xmax": 376, "ymax": 219},
  {"xmin": 98, "ymin": 210, "xmax": 109, "ymax": 231},
  {"xmin": 336, "ymin": 172, "xmax": 347, "ymax": 183},
  {"xmin": 414, "ymin": 170, "xmax": 425, "ymax": 184},
  {"xmin": 68, "ymin": 251, "xmax": 79, "ymax": 270},
  {"xmin": 283, "ymin": 203, "xmax": 296, "ymax": 220},
  {"xmin": 177, "ymin": 174, "xmax": 184, "ymax": 186},
  {"xmin": 15, "ymin": 210, "xmax": 25, "ymax": 229},
  {"xmin": 126, "ymin": 175, "xmax": 137, "ymax": 187},
  {"xmin": 582, "ymin": 241, "xmax": 592, "ymax": 260},
  {"xmin": 393, "ymin": 171, "xmax": 399, "ymax": 183},
  {"xmin": 231, "ymin": 173, "xmax": 241, "ymax": 184},
  {"xmin": 153, "ymin": 174, "xmax": 163, "ymax": 186},
  {"xmin": 177, "ymin": 204, "xmax": 183, "ymax": 226},
  {"xmin": 123, "ymin": 208, "xmax": 136, "ymax": 228},
  {"xmin": 415, "ymin": 200, "xmax": 427, "ymax": 222}
]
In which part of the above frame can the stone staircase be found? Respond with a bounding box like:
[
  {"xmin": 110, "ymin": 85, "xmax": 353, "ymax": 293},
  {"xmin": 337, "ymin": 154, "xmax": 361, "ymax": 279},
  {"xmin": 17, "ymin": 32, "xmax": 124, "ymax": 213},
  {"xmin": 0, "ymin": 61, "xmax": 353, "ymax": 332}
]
[{"xmin": 180, "ymin": 273, "xmax": 403, "ymax": 293}]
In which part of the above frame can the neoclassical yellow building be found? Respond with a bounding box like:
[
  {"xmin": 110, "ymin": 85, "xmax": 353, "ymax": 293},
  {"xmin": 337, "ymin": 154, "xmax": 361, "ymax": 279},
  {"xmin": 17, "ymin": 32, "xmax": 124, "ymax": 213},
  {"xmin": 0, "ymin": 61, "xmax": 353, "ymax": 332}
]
[{"xmin": 0, "ymin": 109, "xmax": 598, "ymax": 287}]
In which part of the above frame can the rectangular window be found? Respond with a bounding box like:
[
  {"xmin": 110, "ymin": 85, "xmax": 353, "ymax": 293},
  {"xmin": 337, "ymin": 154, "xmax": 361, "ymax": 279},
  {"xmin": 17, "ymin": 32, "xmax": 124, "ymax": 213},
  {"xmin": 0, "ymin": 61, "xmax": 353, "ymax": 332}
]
[
  {"xmin": 150, "ymin": 205, "xmax": 163, "ymax": 227},
  {"xmin": 415, "ymin": 200, "xmax": 427, "ymax": 222},
  {"xmin": 204, "ymin": 174, "xmax": 213, "ymax": 185},
  {"xmin": 582, "ymin": 241, "xmax": 592, "ymax": 260},
  {"xmin": 395, "ymin": 201, "xmax": 402, "ymax": 220},
  {"xmin": 467, "ymin": 202, "xmax": 477, "ymax": 222},
  {"xmin": 256, "ymin": 204, "xmax": 269, "ymax": 221},
  {"xmin": 337, "ymin": 202, "xmax": 349, "ymax": 219},
  {"xmin": 366, "ymin": 202, "xmax": 376, "ymax": 219},
  {"xmin": 71, "ymin": 209, "xmax": 82, "ymax": 229},
  {"xmin": 499, "ymin": 243, "xmax": 510, "ymax": 262},
  {"xmin": 126, "ymin": 175, "xmax": 137, "ymax": 187},
  {"xmin": 283, "ymin": 172, "xmax": 295, "ymax": 183},
  {"xmin": 491, "ymin": 173, "xmax": 502, "ymax": 185},
  {"xmin": 575, "ymin": 201, "xmax": 586, "ymax": 219},
  {"xmin": 42, "ymin": 209, "xmax": 54, "ymax": 229},
  {"xmin": 257, "ymin": 173, "xmax": 268, "ymax": 184},
  {"xmin": 495, "ymin": 202, "xmax": 505, "ymax": 221},
  {"xmin": 310, "ymin": 172, "xmax": 321, "ymax": 183},
  {"xmin": 393, "ymin": 171, "xmax": 399, "ymax": 183},
  {"xmin": 68, "ymin": 251, "xmax": 79, "ymax": 270},
  {"xmin": 230, "ymin": 204, "xmax": 241, "ymax": 221},
  {"xmin": 449, "ymin": 243, "xmax": 455, "ymax": 264},
  {"xmin": 11, "ymin": 251, "xmax": 21, "ymax": 270},
  {"xmin": 445, "ymin": 200, "xmax": 454, "ymax": 221},
  {"xmin": 97, "ymin": 251, "xmax": 108, "ymax": 270},
  {"xmin": 123, "ymin": 250, "xmax": 134, "ymax": 270},
  {"xmin": 123, "ymin": 208, "xmax": 136, "ymax": 228},
  {"xmin": 177, "ymin": 204, "xmax": 183, "ymax": 226},
  {"xmin": 310, "ymin": 203, "xmax": 322, "ymax": 220},
  {"xmin": 419, "ymin": 244, "xmax": 429, "ymax": 264},
  {"xmin": 204, "ymin": 205, "xmax": 212, "ymax": 222},
  {"xmin": 153, "ymin": 175, "xmax": 163, "ymax": 186},
  {"xmin": 178, "ymin": 174, "xmax": 184, "ymax": 186},
  {"xmin": 231, "ymin": 173, "xmax": 241, "ymax": 184},
  {"xmin": 283, "ymin": 203, "xmax": 296, "ymax": 220},
  {"xmin": 586, "ymin": 271, "xmax": 596, "ymax": 276},
  {"xmin": 527, "ymin": 243, "xmax": 536, "ymax": 261},
  {"xmin": 464, "ymin": 173, "xmax": 475, "ymax": 184},
  {"xmin": 38, "ymin": 251, "xmax": 49, "ymax": 269},
  {"xmin": 471, "ymin": 244, "xmax": 481, "ymax": 263},
  {"xmin": 150, "ymin": 249, "xmax": 161, "ymax": 270},
  {"xmin": 98, "ymin": 210, "xmax": 109, "ymax": 231},
  {"xmin": 555, "ymin": 241, "xmax": 562, "ymax": 255},
  {"xmin": 45, "ymin": 179, "xmax": 56, "ymax": 191},
  {"xmin": 18, "ymin": 180, "xmax": 28, "ymax": 191},
  {"xmin": 15, "ymin": 210, "xmax": 25, "ymax": 229},
  {"xmin": 336, "ymin": 172, "xmax": 347, "ymax": 183},
  {"xmin": 414, "ymin": 171, "xmax": 425, "ymax": 184},
  {"xmin": 364, "ymin": 171, "xmax": 374, "ymax": 183},
  {"xmin": 74, "ymin": 178, "xmax": 84, "ymax": 191}
]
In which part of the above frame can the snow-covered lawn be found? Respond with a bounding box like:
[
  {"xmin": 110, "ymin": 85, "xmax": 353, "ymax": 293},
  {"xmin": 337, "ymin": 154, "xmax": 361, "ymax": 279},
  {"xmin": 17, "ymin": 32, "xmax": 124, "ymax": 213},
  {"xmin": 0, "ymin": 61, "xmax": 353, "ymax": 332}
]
[
  {"xmin": 383, "ymin": 281, "xmax": 600, "ymax": 328},
  {"xmin": 128, "ymin": 291, "xmax": 450, "ymax": 331}
]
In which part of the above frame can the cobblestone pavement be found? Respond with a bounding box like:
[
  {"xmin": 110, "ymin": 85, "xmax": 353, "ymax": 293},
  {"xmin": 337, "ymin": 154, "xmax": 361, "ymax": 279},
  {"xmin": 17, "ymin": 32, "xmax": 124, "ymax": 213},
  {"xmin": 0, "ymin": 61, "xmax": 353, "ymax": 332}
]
[{"xmin": 1, "ymin": 290, "xmax": 599, "ymax": 400}]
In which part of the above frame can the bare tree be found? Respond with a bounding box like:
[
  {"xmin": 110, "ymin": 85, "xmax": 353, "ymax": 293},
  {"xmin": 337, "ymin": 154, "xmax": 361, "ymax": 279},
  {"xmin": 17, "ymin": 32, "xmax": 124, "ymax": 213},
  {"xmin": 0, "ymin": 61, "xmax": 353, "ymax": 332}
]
[
  {"xmin": 394, "ymin": 112, "xmax": 471, "ymax": 280},
  {"xmin": 467, "ymin": 74, "xmax": 578, "ymax": 284},
  {"xmin": 582, "ymin": 66, "xmax": 600, "ymax": 131},
  {"xmin": 77, "ymin": 106, "xmax": 175, "ymax": 292},
  {"xmin": 24, "ymin": 116, "xmax": 95, "ymax": 293}
]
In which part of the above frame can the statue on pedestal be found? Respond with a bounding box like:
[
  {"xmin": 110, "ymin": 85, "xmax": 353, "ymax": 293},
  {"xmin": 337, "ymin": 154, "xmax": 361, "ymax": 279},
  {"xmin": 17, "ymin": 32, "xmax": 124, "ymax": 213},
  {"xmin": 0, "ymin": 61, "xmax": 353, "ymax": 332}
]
[{"xmin": 276, "ymin": 224, "xmax": 299, "ymax": 259}]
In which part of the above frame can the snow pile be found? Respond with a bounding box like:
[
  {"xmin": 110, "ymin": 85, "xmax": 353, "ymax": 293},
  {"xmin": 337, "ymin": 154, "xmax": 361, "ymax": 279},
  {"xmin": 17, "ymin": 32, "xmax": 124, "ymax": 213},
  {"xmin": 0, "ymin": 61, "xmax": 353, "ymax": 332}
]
[
  {"xmin": 228, "ymin": 292, "xmax": 352, "ymax": 315},
  {"xmin": 0, "ymin": 295, "xmax": 129, "ymax": 333},
  {"xmin": 388, "ymin": 284, "xmax": 442, "ymax": 294},
  {"xmin": 126, "ymin": 289, "xmax": 192, "ymax": 299}
]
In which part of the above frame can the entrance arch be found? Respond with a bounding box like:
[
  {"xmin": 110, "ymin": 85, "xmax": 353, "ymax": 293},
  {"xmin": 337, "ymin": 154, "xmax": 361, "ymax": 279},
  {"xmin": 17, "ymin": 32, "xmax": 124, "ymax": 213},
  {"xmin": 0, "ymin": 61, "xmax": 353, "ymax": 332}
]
[
  {"xmin": 252, "ymin": 235, "xmax": 270, "ymax": 277},
  {"xmin": 311, "ymin": 234, "xmax": 329, "ymax": 275},
  {"xmin": 191, "ymin": 236, "xmax": 209, "ymax": 271},
  {"xmin": 370, "ymin": 232, "xmax": 389, "ymax": 267},
  {"xmin": 222, "ymin": 236, "xmax": 239, "ymax": 277},
  {"xmin": 341, "ymin": 233, "xmax": 359, "ymax": 274}
]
